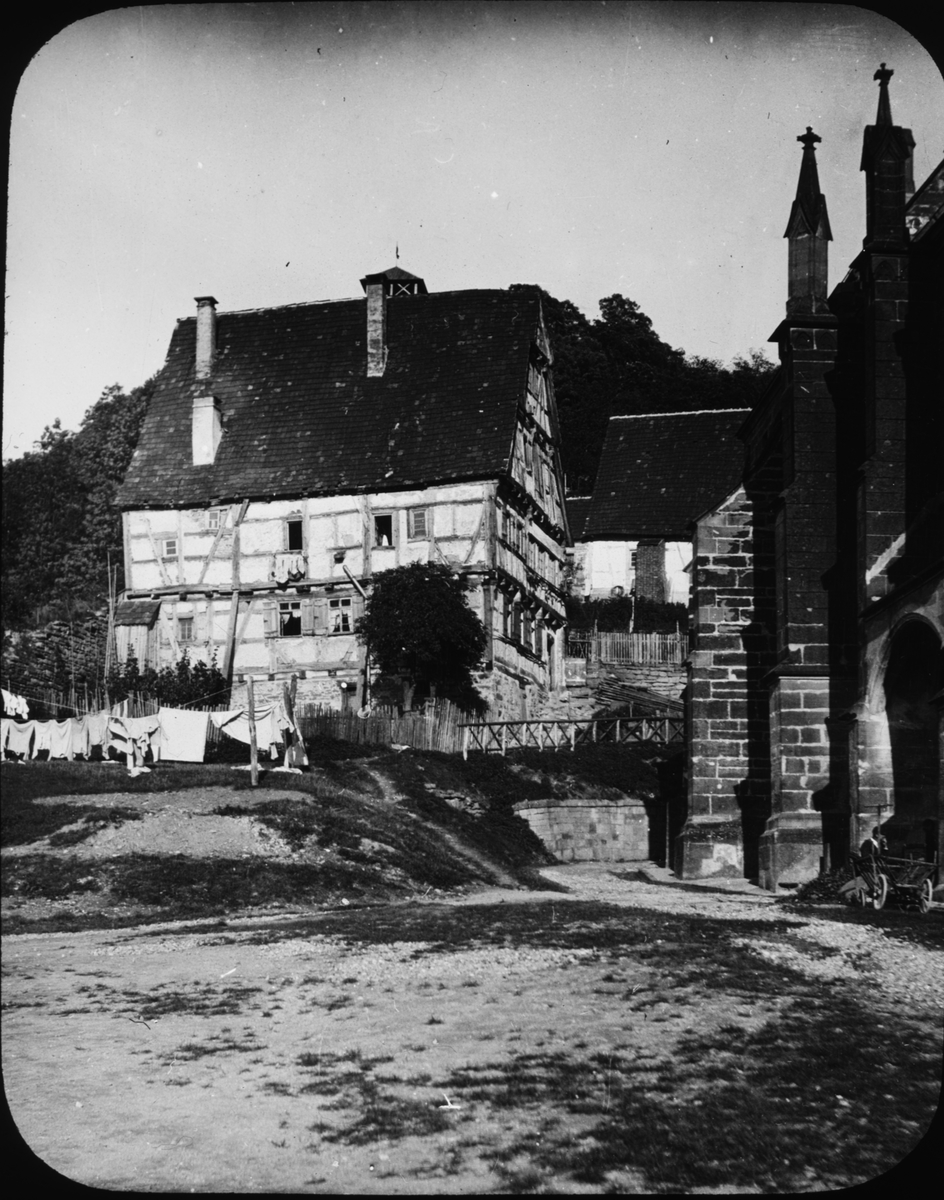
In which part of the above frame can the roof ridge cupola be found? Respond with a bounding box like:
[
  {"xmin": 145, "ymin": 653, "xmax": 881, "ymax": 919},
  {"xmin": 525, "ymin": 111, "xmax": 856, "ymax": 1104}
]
[
  {"xmin": 860, "ymin": 64, "xmax": 915, "ymax": 249},
  {"xmin": 359, "ymin": 266, "xmax": 428, "ymax": 378},
  {"xmin": 784, "ymin": 128, "xmax": 832, "ymax": 316}
]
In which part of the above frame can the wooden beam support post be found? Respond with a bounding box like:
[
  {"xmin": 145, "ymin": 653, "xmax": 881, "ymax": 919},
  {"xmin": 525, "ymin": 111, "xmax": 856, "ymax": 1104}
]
[{"xmin": 248, "ymin": 674, "xmax": 259, "ymax": 787}]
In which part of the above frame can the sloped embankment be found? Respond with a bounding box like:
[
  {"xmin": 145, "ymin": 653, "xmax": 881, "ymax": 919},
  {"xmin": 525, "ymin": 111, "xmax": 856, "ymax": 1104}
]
[{"xmin": 1, "ymin": 743, "xmax": 677, "ymax": 934}]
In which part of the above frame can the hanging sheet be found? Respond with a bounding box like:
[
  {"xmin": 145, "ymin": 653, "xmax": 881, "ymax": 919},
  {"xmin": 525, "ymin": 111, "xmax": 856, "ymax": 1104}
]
[{"xmin": 158, "ymin": 708, "xmax": 209, "ymax": 763}]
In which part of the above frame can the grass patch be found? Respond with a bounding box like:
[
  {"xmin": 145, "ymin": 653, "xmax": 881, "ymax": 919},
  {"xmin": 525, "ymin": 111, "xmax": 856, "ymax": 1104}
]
[
  {"xmin": 122, "ymin": 982, "xmax": 264, "ymax": 1021},
  {"xmin": 293, "ymin": 1049, "xmax": 454, "ymax": 1144}
]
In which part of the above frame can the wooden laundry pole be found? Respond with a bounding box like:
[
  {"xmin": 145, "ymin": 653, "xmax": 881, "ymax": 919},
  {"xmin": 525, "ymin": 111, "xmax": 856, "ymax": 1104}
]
[{"xmin": 247, "ymin": 675, "xmax": 259, "ymax": 787}]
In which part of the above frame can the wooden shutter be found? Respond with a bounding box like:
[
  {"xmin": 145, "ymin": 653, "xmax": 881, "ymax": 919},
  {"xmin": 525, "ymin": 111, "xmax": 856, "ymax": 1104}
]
[
  {"xmin": 262, "ymin": 598, "xmax": 278, "ymax": 638},
  {"xmin": 301, "ymin": 598, "xmax": 316, "ymax": 636}
]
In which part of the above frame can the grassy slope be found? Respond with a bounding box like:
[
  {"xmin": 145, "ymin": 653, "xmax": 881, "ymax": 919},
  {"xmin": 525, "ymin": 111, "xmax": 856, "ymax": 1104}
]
[{"xmin": 1, "ymin": 742, "xmax": 680, "ymax": 933}]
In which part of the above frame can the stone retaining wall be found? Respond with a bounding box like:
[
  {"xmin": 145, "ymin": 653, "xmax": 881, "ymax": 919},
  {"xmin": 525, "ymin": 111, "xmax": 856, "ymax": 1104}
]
[{"xmin": 513, "ymin": 798, "xmax": 650, "ymax": 862}]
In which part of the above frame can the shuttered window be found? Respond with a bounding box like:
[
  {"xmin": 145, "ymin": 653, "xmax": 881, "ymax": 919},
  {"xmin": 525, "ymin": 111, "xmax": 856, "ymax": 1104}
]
[
  {"xmin": 279, "ymin": 601, "xmax": 302, "ymax": 637},
  {"xmin": 408, "ymin": 508, "xmax": 429, "ymax": 540},
  {"xmin": 328, "ymin": 597, "xmax": 352, "ymax": 633}
]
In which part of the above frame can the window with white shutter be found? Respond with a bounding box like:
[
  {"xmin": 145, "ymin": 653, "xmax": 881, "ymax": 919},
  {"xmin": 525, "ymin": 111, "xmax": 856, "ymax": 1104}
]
[{"xmin": 407, "ymin": 508, "xmax": 429, "ymax": 540}]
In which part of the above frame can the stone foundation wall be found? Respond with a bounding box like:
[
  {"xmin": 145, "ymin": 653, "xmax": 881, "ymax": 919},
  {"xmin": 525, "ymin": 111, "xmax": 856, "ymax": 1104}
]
[
  {"xmin": 514, "ymin": 798, "xmax": 650, "ymax": 862},
  {"xmin": 592, "ymin": 661, "xmax": 685, "ymax": 701}
]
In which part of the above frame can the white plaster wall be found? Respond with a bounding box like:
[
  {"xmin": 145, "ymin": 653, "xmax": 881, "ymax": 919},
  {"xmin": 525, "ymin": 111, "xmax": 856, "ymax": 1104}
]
[
  {"xmin": 665, "ymin": 541, "xmax": 692, "ymax": 605},
  {"xmin": 585, "ymin": 541, "xmax": 635, "ymax": 595}
]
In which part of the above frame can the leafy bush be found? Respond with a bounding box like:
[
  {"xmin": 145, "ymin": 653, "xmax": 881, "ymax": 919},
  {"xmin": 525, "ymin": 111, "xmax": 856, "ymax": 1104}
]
[{"xmin": 106, "ymin": 649, "xmax": 229, "ymax": 707}]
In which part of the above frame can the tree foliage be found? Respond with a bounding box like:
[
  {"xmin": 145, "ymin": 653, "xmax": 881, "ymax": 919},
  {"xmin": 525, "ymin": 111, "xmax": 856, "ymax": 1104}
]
[
  {"xmin": 355, "ymin": 563, "xmax": 488, "ymax": 712},
  {"xmin": 2, "ymin": 379, "xmax": 153, "ymax": 628},
  {"xmin": 511, "ymin": 285, "xmax": 776, "ymax": 493},
  {"xmin": 565, "ymin": 595, "xmax": 687, "ymax": 634}
]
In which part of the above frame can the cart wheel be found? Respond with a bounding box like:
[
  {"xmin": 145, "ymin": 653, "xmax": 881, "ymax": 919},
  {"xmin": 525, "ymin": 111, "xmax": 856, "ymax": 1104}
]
[
  {"xmin": 918, "ymin": 879, "xmax": 932, "ymax": 915},
  {"xmin": 870, "ymin": 874, "xmax": 888, "ymax": 911}
]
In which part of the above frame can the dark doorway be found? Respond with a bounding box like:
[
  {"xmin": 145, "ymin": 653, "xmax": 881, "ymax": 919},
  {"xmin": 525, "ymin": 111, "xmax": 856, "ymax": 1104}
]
[{"xmin": 883, "ymin": 621, "xmax": 942, "ymax": 852}]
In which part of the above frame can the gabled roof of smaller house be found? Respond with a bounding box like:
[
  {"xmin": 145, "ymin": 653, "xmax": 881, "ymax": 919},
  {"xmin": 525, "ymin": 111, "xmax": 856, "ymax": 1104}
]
[
  {"xmin": 114, "ymin": 599, "xmax": 161, "ymax": 627},
  {"xmin": 117, "ymin": 287, "xmax": 543, "ymax": 508},
  {"xmin": 584, "ymin": 409, "xmax": 750, "ymax": 542},
  {"xmin": 564, "ymin": 496, "xmax": 592, "ymax": 542}
]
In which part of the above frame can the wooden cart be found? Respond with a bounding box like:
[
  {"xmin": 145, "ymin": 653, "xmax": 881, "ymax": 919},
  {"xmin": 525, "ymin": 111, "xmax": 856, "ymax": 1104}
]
[{"xmin": 843, "ymin": 854, "xmax": 936, "ymax": 914}]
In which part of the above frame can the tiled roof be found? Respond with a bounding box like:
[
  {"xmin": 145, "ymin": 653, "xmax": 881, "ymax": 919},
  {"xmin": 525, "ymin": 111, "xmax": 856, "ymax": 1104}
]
[
  {"xmin": 114, "ymin": 599, "xmax": 161, "ymax": 627},
  {"xmin": 118, "ymin": 289, "xmax": 542, "ymax": 508},
  {"xmin": 564, "ymin": 496, "xmax": 592, "ymax": 542},
  {"xmin": 584, "ymin": 409, "xmax": 750, "ymax": 542}
]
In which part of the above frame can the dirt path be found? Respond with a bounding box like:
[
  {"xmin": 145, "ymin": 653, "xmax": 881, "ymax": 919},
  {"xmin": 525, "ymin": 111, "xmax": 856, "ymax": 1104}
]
[{"xmin": 4, "ymin": 865, "xmax": 941, "ymax": 1193}]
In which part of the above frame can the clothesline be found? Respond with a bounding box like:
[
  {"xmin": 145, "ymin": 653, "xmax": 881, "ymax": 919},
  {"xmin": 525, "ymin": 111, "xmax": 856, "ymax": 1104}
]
[
  {"xmin": 0, "ymin": 684, "xmax": 234, "ymax": 717},
  {"xmin": 2, "ymin": 697, "xmax": 307, "ymax": 768}
]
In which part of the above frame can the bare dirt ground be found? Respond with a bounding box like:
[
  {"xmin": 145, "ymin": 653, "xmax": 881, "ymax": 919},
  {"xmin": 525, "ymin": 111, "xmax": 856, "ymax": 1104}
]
[{"xmin": 4, "ymin": 861, "xmax": 942, "ymax": 1195}]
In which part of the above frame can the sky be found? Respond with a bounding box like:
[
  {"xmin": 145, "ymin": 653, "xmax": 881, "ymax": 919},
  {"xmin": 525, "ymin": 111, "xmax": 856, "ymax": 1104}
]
[{"xmin": 5, "ymin": 2, "xmax": 943, "ymax": 460}]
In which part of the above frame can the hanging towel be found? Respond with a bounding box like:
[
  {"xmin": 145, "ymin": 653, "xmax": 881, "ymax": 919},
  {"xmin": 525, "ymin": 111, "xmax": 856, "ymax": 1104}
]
[
  {"xmin": 33, "ymin": 721, "xmax": 54, "ymax": 757},
  {"xmin": 7, "ymin": 721, "xmax": 36, "ymax": 758},
  {"xmin": 72, "ymin": 716, "xmax": 90, "ymax": 759},
  {"xmin": 158, "ymin": 708, "xmax": 209, "ymax": 762},
  {"xmin": 0, "ymin": 718, "xmax": 11, "ymax": 751},
  {"xmin": 48, "ymin": 719, "xmax": 77, "ymax": 760}
]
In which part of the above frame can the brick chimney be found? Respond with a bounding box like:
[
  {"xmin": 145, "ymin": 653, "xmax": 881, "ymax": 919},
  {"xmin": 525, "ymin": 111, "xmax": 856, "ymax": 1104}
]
[
  {"xmin": 363, "ymin": 279, "xmax": 387, "ymax": 378},
  {"xmin": 360, "ymin": 267, "xmax": 428, "ymax": 377},
  {"xmin": 192, "ymin": 296, "xmax": 221, "ymax": 465},
  {"xmin": 194, "ymin": 295, "xmax": 218, "ymax": 380}
]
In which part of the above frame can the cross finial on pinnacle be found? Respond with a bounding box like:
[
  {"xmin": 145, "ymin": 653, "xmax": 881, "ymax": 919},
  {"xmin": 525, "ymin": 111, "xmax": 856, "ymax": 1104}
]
[
  {"xmin": 797, "ymin": 127, "xmax": 821, "ymax": 150},
  {"xmin": 874, "ymin": 63, "xmax": 893, "ymax": 125}
]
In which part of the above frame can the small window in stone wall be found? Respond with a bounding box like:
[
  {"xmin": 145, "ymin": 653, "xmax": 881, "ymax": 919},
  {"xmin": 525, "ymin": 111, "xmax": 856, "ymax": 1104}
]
[
  {"xmin": 162, "ymin": 537, "xmax": 178, "ymax": 560},
  {"xmin": 207, "ymin": 508, "xmax": 227, "ymax": 531},
  {"xmin": 178, "ymin": 616, "xmax": 194, "ymax": 643}
]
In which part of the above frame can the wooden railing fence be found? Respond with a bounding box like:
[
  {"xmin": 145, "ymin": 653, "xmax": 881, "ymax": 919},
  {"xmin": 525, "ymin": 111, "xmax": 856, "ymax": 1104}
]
[{"xmin": 460, "ymin": 715, "xmax": 684, "ymax": 758}]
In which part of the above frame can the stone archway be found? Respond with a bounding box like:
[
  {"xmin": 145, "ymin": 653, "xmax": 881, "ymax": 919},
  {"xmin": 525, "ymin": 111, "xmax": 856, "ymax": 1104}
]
[{"xmin": 882, "ymin": 620, "xmax": 943, "ymax": 859}]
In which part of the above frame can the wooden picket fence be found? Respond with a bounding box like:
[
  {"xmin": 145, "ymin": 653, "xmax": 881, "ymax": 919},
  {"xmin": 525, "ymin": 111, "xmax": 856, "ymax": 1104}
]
[
  {"xmin": 295, "ymin": 699, "xmax": 468, "ymax": 754},
  {"xmin": 565, "ymin": 631, "xmax": 686, "ymax": 665}
]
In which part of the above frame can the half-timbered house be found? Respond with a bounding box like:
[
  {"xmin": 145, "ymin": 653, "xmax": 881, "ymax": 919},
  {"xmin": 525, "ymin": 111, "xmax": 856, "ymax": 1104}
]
[{"xmin": 115, "ymin": 268, "xmax": 570, "ymax": 715}]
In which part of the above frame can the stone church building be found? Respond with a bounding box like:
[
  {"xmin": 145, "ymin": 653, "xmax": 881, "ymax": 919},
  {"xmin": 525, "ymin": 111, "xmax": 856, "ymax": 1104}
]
[{"xmin": 681, "ymin": 66, "xmax": 943, "ymax": 888}]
